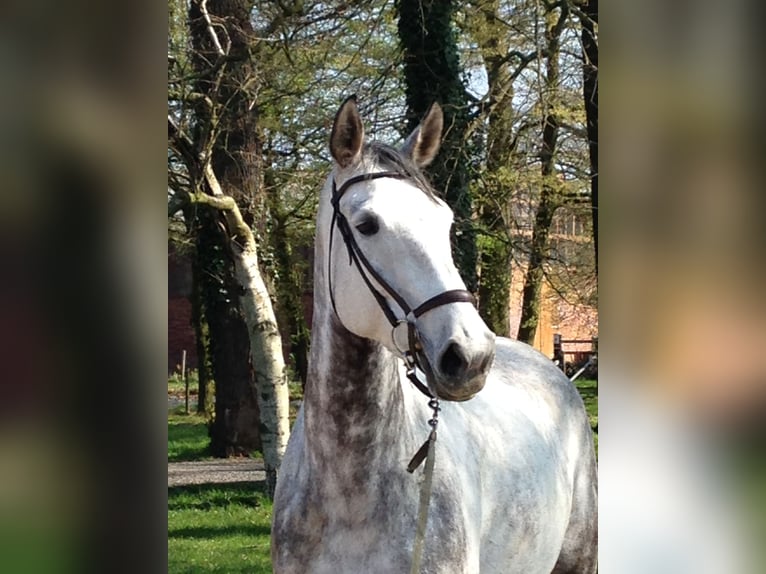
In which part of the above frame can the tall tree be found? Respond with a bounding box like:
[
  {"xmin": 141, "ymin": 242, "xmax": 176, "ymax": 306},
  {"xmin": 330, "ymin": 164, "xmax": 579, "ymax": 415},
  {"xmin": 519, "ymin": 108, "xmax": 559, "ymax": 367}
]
[
  {"xmin": 169, "ymin": 114, "xmax": 291, "ymax": 496},
  {"xmin": 169, "ymin": 0, "xmax": 291, "ymax": 495},
  {"xmin": 252, "ymin": 1, "xmax": 406, "ymax": 385},
  {"xmin": 580, "ymin": 0, "xmax": 598, "ymax": 275},
  {"xmin": 189, "ymin": 253, "xmax": 215, "ymax": 417},
  {"xmin": 187, "ymin": 0, "xmax": 265, "ymax": 457},
  {"xmin": 397, "ymin": 0, "xmax": 478, "ymax": 291},
  {"xmin": 516, "ymin": 1, "xmax": 569, "ymax": 344},
  {"xmin": 465, "ymin": 0, "xmax": 533, "ymax": 336}
]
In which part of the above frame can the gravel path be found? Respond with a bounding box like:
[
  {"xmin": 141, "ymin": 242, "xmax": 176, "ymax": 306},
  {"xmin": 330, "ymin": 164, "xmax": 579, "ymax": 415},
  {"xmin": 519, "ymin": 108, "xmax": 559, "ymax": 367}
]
[
  {"xmin": 167, "ymin": 394, "xmax": 268, "ymax": 488},
  {"xmin": 168, "ymin": 459, "xmax": 266, "ymax": 487},
  {"xmin": 168, "ymin": 395, "xmax": 197, "ymax": 411}
]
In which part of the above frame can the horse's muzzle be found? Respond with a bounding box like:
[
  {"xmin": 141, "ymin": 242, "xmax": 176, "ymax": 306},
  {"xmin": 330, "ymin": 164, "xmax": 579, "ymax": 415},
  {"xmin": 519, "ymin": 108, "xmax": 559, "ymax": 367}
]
[{"xmin": 431, "ymin": 335, "xmax": 495, "ymax": 401}]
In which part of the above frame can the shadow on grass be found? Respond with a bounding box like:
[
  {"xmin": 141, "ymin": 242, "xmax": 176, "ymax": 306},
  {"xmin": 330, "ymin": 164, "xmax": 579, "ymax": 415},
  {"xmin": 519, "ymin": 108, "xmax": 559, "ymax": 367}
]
[
  {"xmin": 170, "ymin": 523, "xmax": 272, "ymax": 540},
  {"xmin": 168, "ymin": 482, "xmax": 268, "ymax": 512},
  {"xmin": 168, "ymin": 481, "xmax": 273, "ymax": 574}
]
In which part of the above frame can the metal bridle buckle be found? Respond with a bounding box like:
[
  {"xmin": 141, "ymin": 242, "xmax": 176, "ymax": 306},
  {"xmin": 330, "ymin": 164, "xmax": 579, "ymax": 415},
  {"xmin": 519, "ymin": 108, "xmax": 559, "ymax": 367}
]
[{"xmin": 391, "ymin": 319, "xmax": 411, "ymax": 358}]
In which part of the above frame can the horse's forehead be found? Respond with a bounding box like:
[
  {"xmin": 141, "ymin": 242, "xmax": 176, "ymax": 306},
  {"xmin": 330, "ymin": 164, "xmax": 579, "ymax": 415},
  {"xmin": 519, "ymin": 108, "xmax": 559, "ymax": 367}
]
[{"xmin": 346, "ymin": 178, "xmax": 450, "ymax": 222}]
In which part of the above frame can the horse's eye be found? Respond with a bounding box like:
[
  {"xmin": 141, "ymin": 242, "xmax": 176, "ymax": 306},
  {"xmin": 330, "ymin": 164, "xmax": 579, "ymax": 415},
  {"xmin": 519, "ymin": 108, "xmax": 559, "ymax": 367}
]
[{"xmin": 355, "ymin": 217, "xmax": 380, "ymax": 236}]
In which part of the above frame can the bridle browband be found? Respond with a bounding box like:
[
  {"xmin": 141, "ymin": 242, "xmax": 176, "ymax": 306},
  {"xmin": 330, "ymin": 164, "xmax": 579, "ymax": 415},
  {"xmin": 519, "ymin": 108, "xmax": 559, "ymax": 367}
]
[{"xmin": 328, "ymin": 170, "xmax": 476, "ymax": 399}]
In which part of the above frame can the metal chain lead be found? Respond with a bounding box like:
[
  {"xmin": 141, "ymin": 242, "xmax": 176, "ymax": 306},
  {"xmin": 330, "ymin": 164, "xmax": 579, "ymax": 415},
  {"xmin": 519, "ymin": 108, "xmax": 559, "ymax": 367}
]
[{"xmin": 427, "ymin": 398, "xmax": 440, "ymax": 430}]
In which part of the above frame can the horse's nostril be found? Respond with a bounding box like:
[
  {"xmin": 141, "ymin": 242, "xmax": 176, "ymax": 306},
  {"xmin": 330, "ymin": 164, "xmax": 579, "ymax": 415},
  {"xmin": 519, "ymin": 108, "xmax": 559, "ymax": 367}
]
[{"xmin": 440, "ymin": 342, "xmax": 467, "ymax": 378}]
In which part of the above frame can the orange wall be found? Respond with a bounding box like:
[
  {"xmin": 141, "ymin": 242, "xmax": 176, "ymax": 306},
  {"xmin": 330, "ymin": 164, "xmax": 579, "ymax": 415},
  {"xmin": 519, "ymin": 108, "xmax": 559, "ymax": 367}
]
[{"xmin": 508, "ymin": 266, "xmax": 597, "ymax": 359}]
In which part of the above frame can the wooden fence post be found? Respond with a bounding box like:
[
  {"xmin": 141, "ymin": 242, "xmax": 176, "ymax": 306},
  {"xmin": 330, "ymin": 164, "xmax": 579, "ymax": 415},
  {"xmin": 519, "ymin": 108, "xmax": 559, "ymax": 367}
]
[
  {"xmin": 182, "ymin": 349, "xmax": 189, "ymax": 415},
  {"xmin": 553, "ymin": 334, "xmax": 565, "ymax": 372}
]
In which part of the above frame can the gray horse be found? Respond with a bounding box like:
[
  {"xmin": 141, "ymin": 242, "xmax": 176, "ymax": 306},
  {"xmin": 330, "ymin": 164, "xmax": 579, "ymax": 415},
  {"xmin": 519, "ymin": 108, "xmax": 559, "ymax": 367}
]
[{"xmin": 271, "ymin": 96, "xmax": 597, "ymax": 573}]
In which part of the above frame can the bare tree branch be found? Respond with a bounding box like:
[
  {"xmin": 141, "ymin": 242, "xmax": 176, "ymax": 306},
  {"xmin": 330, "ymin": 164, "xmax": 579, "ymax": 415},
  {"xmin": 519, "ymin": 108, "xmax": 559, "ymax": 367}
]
[
  {"xmin": 168, "ymin": 113, "xmax": 255, "ymax": 252},
  {"xmin": 197, "ymin": 0, "xmax": 226, "ymax": 57},
  {"xmin": 168, "ymin": 114, "xmax": 197, "ymax": 166}
]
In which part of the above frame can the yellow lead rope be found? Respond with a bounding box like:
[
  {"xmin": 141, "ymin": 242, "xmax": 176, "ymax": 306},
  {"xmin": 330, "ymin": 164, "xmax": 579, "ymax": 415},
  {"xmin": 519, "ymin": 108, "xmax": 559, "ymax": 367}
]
[{"xmin": 410, "ymin": 429, "xmax": 437, "ymax": 574}]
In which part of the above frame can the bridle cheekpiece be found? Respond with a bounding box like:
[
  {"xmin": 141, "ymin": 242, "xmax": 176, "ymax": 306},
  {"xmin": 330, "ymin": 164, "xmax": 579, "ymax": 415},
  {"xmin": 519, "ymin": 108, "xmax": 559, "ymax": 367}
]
[
  {"xmin": 327, "ymin": 170, "xmax": 476, "ymax": 400},
  {"xmin": 328, "ymin": 168, "xmax": 474, "ymax": 573}
]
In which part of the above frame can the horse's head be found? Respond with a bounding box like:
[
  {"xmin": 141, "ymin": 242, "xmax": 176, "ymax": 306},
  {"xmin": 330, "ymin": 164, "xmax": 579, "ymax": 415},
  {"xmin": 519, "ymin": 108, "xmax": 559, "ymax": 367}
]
[{"xmin": 319, "ymin": 96, "xmax": 495, "ymax": 401}]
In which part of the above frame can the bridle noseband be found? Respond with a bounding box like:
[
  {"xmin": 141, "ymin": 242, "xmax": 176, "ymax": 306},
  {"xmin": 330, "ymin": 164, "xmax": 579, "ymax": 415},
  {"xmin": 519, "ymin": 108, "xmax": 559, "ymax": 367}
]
[{"xmin": 328, "ymin": 170, "xmax": 476, "ymax": 399}]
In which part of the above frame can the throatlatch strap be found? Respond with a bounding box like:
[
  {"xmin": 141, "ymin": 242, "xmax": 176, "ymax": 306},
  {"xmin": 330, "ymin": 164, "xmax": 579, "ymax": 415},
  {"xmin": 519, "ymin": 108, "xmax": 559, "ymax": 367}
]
[{"xmin": 406, "ymin": 369, "xmax": 433, "ymax": 399}]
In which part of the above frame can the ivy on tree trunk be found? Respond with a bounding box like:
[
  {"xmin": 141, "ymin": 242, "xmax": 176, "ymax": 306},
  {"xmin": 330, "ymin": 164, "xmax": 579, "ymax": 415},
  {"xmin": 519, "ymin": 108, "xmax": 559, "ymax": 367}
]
[{"xmin": 397, "ymin": 0, "xmax": 477, "ymax": 292}]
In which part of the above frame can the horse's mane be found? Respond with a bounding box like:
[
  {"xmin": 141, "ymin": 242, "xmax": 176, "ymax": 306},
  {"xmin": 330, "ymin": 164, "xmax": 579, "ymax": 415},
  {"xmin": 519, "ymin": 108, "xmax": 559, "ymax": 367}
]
[{"xmin": 363, "ymin": 141, "xmax": 440, "ymax": 202}]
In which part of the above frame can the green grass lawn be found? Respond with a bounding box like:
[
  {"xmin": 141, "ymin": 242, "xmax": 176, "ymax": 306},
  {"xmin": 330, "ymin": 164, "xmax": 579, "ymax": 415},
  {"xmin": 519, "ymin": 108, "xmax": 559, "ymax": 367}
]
[
  {"xmin": 168, "ymin": 484, "xmax": 274, "ymax": 574},
  {"xmin": 168, "ymin": 406, "xmax": 272, "ymax": 573},
  {"xmin": 575, "ymin": 378, "xmax": 598, "ymax": 454},
  {"xmin": 168, "ymin": 410, "xmax": 211, "ymax": 462},
  {"xmin": 168, "ymin": 378, "xmax": 598, "ymax": 573}
]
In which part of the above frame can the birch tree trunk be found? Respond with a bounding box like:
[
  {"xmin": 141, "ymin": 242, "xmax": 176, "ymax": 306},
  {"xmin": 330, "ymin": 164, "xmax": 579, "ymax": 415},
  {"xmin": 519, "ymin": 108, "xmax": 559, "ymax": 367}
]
[
  {"xmin": 171, "ymin": 113, "xmax": 290, "ymax": 497},
  {"xmin": 233, "ymin": 246, "xmax": 290, "ymax": 497},
  {"xmin": 181, "ymin": 0, "xmax": 288, "ymax": 495},
  {"xmin": 192, "ymin": 166, "xmax": 290, "ymax": 497}
]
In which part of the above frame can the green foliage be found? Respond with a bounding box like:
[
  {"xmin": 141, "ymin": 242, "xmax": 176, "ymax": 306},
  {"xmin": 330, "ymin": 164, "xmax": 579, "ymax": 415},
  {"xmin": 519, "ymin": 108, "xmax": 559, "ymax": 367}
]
[
  {"xmin": 168, "ymin": 484, "xmax": 273, "ymax": 573},
  {"xmin": 476, "ymin": 232, "xmax": 512, "ymax": 335},
  {"xmin": 169, "ymin": 0, "xmax": 597, "ymax": 416},
  {"xmin": 168, "ymin": 369, "xmax": 199, "ymax": 393}
]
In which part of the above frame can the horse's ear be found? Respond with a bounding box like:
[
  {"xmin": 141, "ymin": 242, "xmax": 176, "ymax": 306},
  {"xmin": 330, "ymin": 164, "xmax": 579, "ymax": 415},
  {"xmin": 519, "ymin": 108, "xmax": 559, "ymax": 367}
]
[
  {"xmin": 330, "ymin": 95, "xmax": 364, "ymax": 168},
  {"xmin": 401, "ymin": 102, "xmax": 443, "ymax": 167}
]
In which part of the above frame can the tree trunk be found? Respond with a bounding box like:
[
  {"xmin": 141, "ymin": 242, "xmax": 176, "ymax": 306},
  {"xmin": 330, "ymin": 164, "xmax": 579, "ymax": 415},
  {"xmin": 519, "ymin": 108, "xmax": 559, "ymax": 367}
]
[
  {"xmin": 271, "ymin": 214, "xmax": 310, "ymax": 386},
  {"xmin": 194, "ymin": 209, "xmax": 263, "ymax": 456},
  {"xmin": 475, "ymin": 0, "xmax": 514, "ymax": 336},
  {"xmin": 182, "ymin": 0, "xmax": 290, "ymax": 496},
  {"xmin": 189, "ymin": 189, "xmax": 290, "ymax": 497},
  {"xmin": 515, "ymin": 179, "xmax": 558, "ymax": 344},
  {"xmin": 516, "ymin": 4, "xmax": 567, "ymax": 345},
  {"xmin": 233, "ymin": 242, "xmax": 290, "ymax": 497},
  {"xmin": 265, "ymin": 163, "xmax": 310, "ymax": 387},
  {"xmin": 581, "ymin": 0, "xmax": 598, "ymax": 275},
  {"xmin": 190, "ymin": 244, "xmax": 215, "ymax": 418},
  {"xmin": 397, "ymin": 0, "xmax": 477, "ymax": 291},
  {"xmin": 188, "ymin": 0, "xmax": 267, "ymax": 459}
]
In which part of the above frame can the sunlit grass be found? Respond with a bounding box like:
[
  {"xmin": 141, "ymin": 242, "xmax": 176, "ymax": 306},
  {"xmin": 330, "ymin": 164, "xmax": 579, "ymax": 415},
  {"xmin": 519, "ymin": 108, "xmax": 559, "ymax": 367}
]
[
  {"xmin": 168, "ymin": 410, "xmax": 210, "ymax": 462},
  {"xmin": 575, "ymin": 378, "xmax": 598, "ymax": 454},
  {"xmin": 168, "ymin": 483, "xmax": 273, "ymax": 574}
]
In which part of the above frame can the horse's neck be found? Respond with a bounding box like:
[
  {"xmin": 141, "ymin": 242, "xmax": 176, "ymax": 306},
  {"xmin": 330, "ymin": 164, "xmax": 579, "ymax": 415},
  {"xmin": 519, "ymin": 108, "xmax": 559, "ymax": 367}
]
[{"xmin": 303, "ymin": 302, "xmax": 415, "ymax": 472}]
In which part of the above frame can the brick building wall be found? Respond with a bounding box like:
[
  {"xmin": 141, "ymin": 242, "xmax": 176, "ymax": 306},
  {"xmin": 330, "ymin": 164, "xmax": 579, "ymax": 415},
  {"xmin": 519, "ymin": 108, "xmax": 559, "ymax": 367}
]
[{"xmin": 168, "ymin": 244, "xmax": 197, "ymax": 374}]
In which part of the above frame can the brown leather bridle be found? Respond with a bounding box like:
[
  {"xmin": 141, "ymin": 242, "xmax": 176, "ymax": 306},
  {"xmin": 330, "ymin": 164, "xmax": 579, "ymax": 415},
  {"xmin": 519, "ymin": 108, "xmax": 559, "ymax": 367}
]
[{"xmin": 328, "ymin": 171, "xmax": 476, "ymax": 399}]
